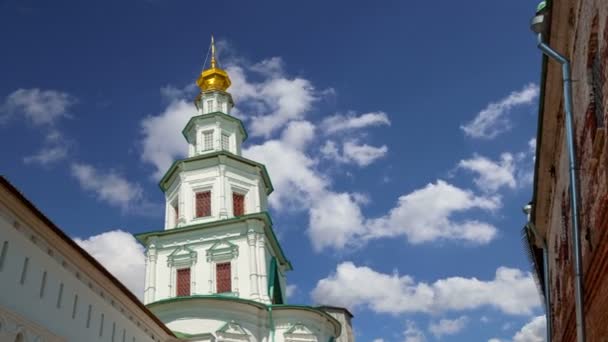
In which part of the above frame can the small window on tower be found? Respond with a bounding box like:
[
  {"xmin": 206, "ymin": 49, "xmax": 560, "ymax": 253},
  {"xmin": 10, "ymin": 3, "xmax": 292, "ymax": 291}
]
[
  {"xmin": 172, "ymin": 201, "xmax": 179, "ymax": 227},
  {"xmin": 216, "ymin": 262, "xmax": 231, "ymax": 293},
  {"xmin": 221, "ymin": 133, "xmax": 230, "ymax": 151},
  {"xmin": 233, "ymin": 193, "xmax": 245, "ymax": 216},
  {"xmin": 196, "ymin": 191, "xmax": 211, "ymax": 217},
  {"xmin": 176, "ymin": 268, "xmax": 191, "ymax": 296},
  {"xmin": 203, "ymin": 131, "xmax": 214, "ymax": 151},
  {"xmin": 207, "ymin": 100, "xmax": 213, "ymax": 113}
]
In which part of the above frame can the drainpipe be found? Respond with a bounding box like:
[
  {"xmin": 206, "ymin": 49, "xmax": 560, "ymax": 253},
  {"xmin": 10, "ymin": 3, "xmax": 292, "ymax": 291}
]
[
  {"xmin": 524, "ymin": 204, "xmax": 552, "ymax": 342},
  {"xmin": 531, "ymin": 3, "xmax": 586, "ymax": 342}
]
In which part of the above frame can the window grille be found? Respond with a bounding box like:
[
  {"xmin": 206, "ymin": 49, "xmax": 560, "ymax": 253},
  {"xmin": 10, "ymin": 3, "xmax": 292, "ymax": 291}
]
[
  {"xmin": 203, "ymin": 131, "xmax": 214, "ymax": 151},
  {"xmin": 221, "ymin": 133, "xmax": 230, "ymax": 151},
  {"xmin": 176, "ymin": 268, "xmax": 191, "ymax": 296},
  {"xmin": 216, "ymin": 262, "xmax": 232, "ymax": 293},
  {"xmin": 233, "ymin": 193, "xmax": 245, "ymax": 216},
  {"xmin": 196, "ymin": 191, "xmax": 211, "ymax": 217}
]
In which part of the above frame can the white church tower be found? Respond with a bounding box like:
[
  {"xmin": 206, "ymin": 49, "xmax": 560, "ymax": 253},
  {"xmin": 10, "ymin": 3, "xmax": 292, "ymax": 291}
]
[{"xmin": 135, "ymin": 37, "xmax": 354, "ymax": 342}]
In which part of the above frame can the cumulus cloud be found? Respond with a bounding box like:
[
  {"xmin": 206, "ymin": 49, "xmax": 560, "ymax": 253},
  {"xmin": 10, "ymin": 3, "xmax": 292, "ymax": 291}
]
[
  {"xmin": 458, "ymin": 153, "xmax": 517, "ymax": 193},
  {"xmin": 311, "ymin": 262, "xmax": 541, "ymax": 316},
  {"xmin": 461, "ymin": 83, "xmax": 539, "ymax": 139},
  {"xmin": 489, "ymin": 315, "xmax": 546, "ymax": 342},
  {"xmin": 286, "ymin": 284, "xmax": 297, "ymax": 299},
  {"xmin": 321, "ymin": 140, "xmax": 388, "ymax": 167},
  {"xmin": 428, "ymin": 316, "xmax": 469, "ymax": 338},
  {"xmin": 140, "ymin": 99, "xmax": 193, "ymax": 179},
  {"xmin": 0, "ymin": 88, "xmax": 75, "ymax": 126},
  {"xmin": 71, "ymin": 163, "xmax": 147, "ymax": 212},
  {"xmin": 226, "ymin": 59, "xmax": 316, "ymax": 137},
  {"xmin": 75, "ymin": 230, "xmax": 146, "ymax": 299}
]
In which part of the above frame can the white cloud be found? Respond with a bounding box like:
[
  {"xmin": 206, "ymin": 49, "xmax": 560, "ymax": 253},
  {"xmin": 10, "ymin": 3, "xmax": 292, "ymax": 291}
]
[
  {"xmin": 428, "ymin": 316, "xmax": 468, "ymax": 338},
  {"xmin": 320, "ymin": 140, "xmax": 388, "ymax": 167},
  {"xmin": 1, "ymin": 88, "xmax": 75, "ymax": 126},
  {"xmin": 513, "ymin": 316, "xmax": 546, "ymax": 342},
  {"xmin": 281, "ymin": 120, "xmax": 316, "ymax": 149},
  {"xmin": 75, "ymin": 230, "xmax": 146, "ymax": 299},
  {"xmin": 140, "ymin": 99, "xmax": 192, "ymax": 179},
  {"xmin": 403, "ymin": 321, "xmax": 426, "ymax": 342},
  {"xmin": 322, "ymin": 112, "xmax": 390, "ymax": 134},
  {"xmin": 461, "ymin": 83, "xmax": 539, "ymax": 139},
  {"xmin": 311, "ymin": 262, "xmax": 541, "ymax": 316},
  {"xmin": 372, "ymin": 339, "xmax": 385, "ymax": 342},
  {"xmin": 286, "ymin": 284, "xmax": 297, "ymax": 299},
  {"xmin": 458, "ymin": 153, "xmax": 517, "ymax": 193},
  {"xmin": 490, "ymin": 315, "xmax": 546, "ymax": 342},
  {"xmin": 71, "ymin": 163, "xmax": 145, "ymax": 212},
  {"xmin": 23, "ymin": 130, "xmax": 69, "ymax": 166},
  {"xmin": 226, "ymin": 58, "xmax": 317, "ymax": 137}
]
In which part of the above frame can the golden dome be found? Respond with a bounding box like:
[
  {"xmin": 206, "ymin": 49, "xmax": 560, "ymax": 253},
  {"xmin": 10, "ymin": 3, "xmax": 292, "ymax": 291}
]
[{"xmin": 196, "ymin": 36, "xmax": 231, "ymax": 92}]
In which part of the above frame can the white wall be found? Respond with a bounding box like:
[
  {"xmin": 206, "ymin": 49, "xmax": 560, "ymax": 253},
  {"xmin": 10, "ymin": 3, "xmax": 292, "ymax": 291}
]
[
  {"xmin": 145, "ymin": 219, "xmax": 285, "ymax": 305},
  {"xmin": 0, "ymin": 206, "xmax": 165, "ymax": 342}
]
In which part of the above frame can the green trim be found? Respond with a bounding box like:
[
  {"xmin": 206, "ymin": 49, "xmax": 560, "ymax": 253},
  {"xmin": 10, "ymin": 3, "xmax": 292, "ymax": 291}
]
[
  {"xmin": 268, "ymin": 256, "xmax": 284, "ymax": 304},
  {"xmin": 134, "ymin": 212, "xmax": 292, "ymax": 270},
  {"xmin": 158, "ymin": 151, "xmax": 274, "ymax": 196},
  {"xmin": 182, "ymin": 111, "xmax": 248, "ymax": 142},
  {"xmin": 268, "ymin": 306, "xmax": 275, "ymax": 342}
]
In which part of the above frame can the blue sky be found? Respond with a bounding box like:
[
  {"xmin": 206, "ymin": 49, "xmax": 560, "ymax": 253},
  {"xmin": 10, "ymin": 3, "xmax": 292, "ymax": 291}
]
[{"xmin": 0, "ymin": 0, "xmax": 546, "ymax": 341}]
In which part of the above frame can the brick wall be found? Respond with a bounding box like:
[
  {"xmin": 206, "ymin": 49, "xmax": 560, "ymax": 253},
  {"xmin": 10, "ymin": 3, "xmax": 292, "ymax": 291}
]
[{"xmin": 539, "ymin": 0, "xmax": 608, "ymax": 341}]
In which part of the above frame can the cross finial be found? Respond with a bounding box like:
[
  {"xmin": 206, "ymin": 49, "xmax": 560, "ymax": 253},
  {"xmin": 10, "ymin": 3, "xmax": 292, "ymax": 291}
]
[{"xmin": 210, "ymin": 35, "xmax": 217, "ymax": 68}]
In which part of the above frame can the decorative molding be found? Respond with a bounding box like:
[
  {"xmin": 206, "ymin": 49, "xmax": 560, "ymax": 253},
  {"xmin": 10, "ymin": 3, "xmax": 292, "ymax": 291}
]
[
  {"xmin": 0, "ymin": 304, "xmax": 65, "ymax": 341},
  {"xmin": 216, "ymin": 320, "xmax": 251, "ymax": 341},
  {"xmin": 167, "ymin": 245, "xmax": 198, "ymax": 268},
  {"xmin": 284, "ymin": 322, "xmax": 318, "ymax": 342},
  {"xmin": 206, "ymin": 240, "xmax": 239, "ymax": 262}
]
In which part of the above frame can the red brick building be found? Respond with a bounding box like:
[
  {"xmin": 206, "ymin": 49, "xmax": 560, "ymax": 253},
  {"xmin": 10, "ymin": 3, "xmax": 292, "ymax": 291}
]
[{"xmin": 529, "ymin": 0, "xmax": 608, "ymax": 341}]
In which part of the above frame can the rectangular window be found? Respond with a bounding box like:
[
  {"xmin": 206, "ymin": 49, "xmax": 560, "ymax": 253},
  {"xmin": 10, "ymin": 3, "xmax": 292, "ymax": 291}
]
[
  {"xmin": 176, "ymin": 268, "xmax": 191, "ymax": 296},
  {"xmin": 216, "ymin": 262, "xmax": 232, "ymax": 293},
  {"xmin": 173, "ymin": 201, "xmax": 179, "ymax": 227},
  {"xmin": 233, "ymin": 193, "xmax": 245, "ymax": 216},
  {"xmin": 0, "ymin": 241, "xmax": 8, "ymax": 271},
  {"xmin": 221, "ymin": 133, "xmax": 230, "ymax": 151},
  {"xmin": 195, "ymin": 191, "xmax": 211, "ymax": 217},
  {"xmin": 20, "ymin": 257, "xmax": 29, "ymax": 285},
  {"xmin": 207, "ymin": 100, "xmax": 213, "ymax": 113},
  {"xmin": 203, "ymin": 131, "xmax": 214, "ymax": 151}
]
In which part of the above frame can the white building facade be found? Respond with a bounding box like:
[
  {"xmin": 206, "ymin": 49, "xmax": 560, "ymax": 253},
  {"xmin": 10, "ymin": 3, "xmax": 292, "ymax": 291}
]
[{"xmin": 136, "ymin": 38, "xmax": 353, "ymax": 342}]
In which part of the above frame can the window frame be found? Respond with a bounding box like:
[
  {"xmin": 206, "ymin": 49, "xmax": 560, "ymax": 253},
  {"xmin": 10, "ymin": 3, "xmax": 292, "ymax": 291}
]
[
  {"xmin": 232, "ymin": 192, "xmax": 245, "ymax": 217},
  {"xmin": 202, "ymin": 130, "xmax": 214, "ymax": 151},
  {"xmin": 215, "ymin": 262, "xmax": 232, "ymax": 294},
  {"xmin": 195, "ymin": 190, "xmax": 212, "ymax": 218}
]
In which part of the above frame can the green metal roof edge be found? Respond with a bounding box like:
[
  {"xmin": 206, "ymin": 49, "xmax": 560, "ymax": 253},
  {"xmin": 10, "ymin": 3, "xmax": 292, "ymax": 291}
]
[
  {"xmin": 181, "ymin": 111, "xmax": 249, "ymax": 142},
  {"xmin": 270, "ymin": 304, "xmax": 342, "ymax": 336},
  {"xmin": 172, "ymin": 331, "xmax": 194, "ymax": 339},
  {"xmin": 146, "ymin": 296, "xmax": 341, "ymax": 337},
  {"xmin": 157, "ymin": 151, "xmax": 274, "ymax": 196},
  {"xmin": 134, "ymin": 211, "xmax": 292, "ymax": 270}
]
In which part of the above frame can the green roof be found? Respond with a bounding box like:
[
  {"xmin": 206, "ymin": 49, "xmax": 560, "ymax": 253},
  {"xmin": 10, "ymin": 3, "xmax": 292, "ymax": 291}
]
[
  {"xmin": 158, "ymin": 151, "xmax": 274, "ymax": 195},
  {"xmin": 134, "ymin": 212, "xmax": 292, "ymax": 270}
]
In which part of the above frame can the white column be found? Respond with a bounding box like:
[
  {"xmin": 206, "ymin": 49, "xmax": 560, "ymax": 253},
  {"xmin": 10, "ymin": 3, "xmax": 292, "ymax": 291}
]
[
  {"xmin": 247, "ymin": 227, "xmax": 259, "ymax": 299},
  {"xmin": 232, "ymin": 258, "xmax": 239, "ymax": 295},
  {"xmin": 219, "ymin": 164, "xmax": 228, "ymax": 219},
  {"xmin": 257, "ymin": 233, "xmax": 268, "ymax": 303},
  {"xmin": 178, "ymin": 180, "xmax": 186, "ymax": 226},
  {"xmin": 209, "ymin": 260, "xmax": 214, "ymax": 294},
  {"xmin": 144, "ymin": 241, "xmax": 158, "ymax": 304},
  {"xmin": 253, "ymin": 177, "xmax": 261, "ymax": 213}
]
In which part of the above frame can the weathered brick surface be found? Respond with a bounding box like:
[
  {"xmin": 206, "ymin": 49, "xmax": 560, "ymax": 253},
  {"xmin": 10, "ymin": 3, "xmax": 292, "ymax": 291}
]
[{"xmin": 537, "ymin": 0, "xmax": 608, "ymax": 341}]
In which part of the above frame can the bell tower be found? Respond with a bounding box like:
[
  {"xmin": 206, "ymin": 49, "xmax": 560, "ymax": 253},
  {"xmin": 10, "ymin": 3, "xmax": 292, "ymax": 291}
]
[{"xmin": 136, "ymin": 36, "xmax": 290, "ymax": 307}]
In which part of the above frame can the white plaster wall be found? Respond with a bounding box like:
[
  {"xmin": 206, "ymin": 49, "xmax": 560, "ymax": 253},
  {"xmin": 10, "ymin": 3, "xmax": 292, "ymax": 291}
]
[
  {"xmin": 146, "ymin": 219, "xmax": 283, "ymax": 305},
  {"xmin": 0, "ymin": 209, "xmax": 163, "ymax": 342},
  {"xmin": 163, "ymin": 163, "xmax": 268, "ymax": 230}
]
